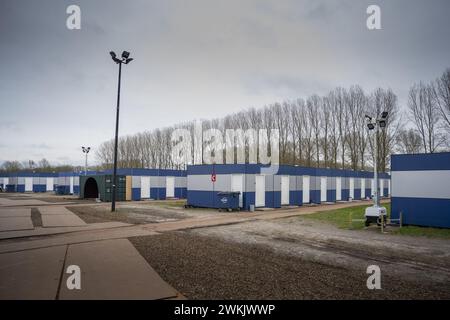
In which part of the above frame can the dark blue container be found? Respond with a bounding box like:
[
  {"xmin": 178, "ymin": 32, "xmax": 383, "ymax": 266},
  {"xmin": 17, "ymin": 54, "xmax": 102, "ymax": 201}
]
[{"xmin": 215, "ymin": 192, "xmax": 240, "ymax": 211}]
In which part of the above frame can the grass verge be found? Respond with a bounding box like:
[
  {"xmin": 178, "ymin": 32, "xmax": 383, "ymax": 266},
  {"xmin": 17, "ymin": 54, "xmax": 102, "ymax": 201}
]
[{"xmin": 304, "ymin": 202, "xmax": 450, "ymax": 239}]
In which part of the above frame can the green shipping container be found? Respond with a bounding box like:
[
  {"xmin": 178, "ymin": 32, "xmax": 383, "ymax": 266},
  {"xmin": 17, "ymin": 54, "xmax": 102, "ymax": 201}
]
[{"xmin": 80, "ymin": 174, "xmax": 126, "ymax": 202}]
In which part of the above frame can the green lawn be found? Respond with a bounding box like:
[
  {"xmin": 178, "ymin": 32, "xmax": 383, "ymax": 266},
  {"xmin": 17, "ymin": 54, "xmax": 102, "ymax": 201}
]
[{"xmin": 304, "ymin": 202, "xmax": 450, "ymax": 239}]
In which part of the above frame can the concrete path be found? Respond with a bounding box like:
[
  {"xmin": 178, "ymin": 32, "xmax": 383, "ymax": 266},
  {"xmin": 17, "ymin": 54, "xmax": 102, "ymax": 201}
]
[
  {"xmin": 59, "ymin": 239, "xmax": 178, "ymax": 300},
  {"xmin": 0, "ymin": 198, "xmax": 76, "ymax": 207},
  {"xmin": 0, "ymin": 239, "xmax": 178, "ymax": 300},
  {"xmin": 0, "ymin": 208, "xmax": 32, "ymax": 218},
  {"xmin": 0, "ymin": 245, "xmax": 66, "ymax": 299},
  {"xmin": 0, "ymin": 198, "xmax": 50, "ymax": 207},
  {"xmin": 0, "ymin": 208, "xmax": 33, "ymax": 232},
  {"xmin": 0, "ymin": 221, "xmax": 130, "ymax": 240},
  {"xmin": 0, "ymin": 225, "xmax": 157, "ymax": 254},
  {"xmin": 0, "ymin": 217, "xmax": 34, "ymax": 232},
  {"xmin": 39, "ymin": 206, "xmax": 87, "ymax": 227}
]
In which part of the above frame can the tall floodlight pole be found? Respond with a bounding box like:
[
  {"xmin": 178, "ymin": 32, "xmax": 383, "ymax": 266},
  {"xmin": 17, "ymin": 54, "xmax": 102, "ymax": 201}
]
[
  {"xmin": 109, "ymin": 51, "xmax": 133, "ymax": 212},
  {"xmin": 81, "ymin": 146, "xmax": 90, "ymax": 176},
  {"xmin": 364, "ymin": 111, "xmax": 388, "ymax": 227}
]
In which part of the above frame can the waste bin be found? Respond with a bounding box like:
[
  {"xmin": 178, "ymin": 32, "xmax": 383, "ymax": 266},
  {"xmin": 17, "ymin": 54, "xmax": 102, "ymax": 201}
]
[{"xmin": 216, "ymin": 191, "xmax": 241, "ymax": 211}]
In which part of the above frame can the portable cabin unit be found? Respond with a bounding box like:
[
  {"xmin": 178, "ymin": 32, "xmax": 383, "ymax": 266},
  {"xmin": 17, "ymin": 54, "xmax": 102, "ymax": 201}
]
[
  {"xmin": 391, "ymin": 152, "xmax": 450, "ymax": 228},
  {"xmin": 118, "ymin": 168, "xmax": 186, "ymax": 201},
  {"xmin": 2, "ymin": 172, "xmax": 58, "ymax": 193},
  {"xmin": 187, "ymin": 164, "xmax": 390, "ymax": 211},
  {"xmin": 0, "ymin": 176, "xmax": 8, "ymax": 191},
  {"xmin": 56, "ymin": 172, "xmax": 82, "ymax": 195},
  {"xmin": 187, "ymin": 164, "xmax": 288, "ymax": 210}
]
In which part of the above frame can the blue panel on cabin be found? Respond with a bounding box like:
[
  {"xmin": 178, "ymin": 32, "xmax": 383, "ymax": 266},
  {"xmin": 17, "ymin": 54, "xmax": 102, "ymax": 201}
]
[
  {"xmin": 327, "ymin": 190, "xmax": 336, "ymax": 202},
  {"xmin": 32, "ymin": 185, "xmax": 46, "ymax": 193},
  {"xmin": 341, "ymin": 189, "xmax": 349, "ymax": 201},
  {"xmin": 17, "ymin": 185, "xmax": 25, "ymax": 193},
  {"xmin": 243, "ymin": 192, "xmax": 255, "ymax": 210},
  {"xmin": 187, "ymin": 190, "xmax": 214, "ymax": 207},
  {"xmin": 383, "ymin": 188, "xmax": 389, "ymax": 197},
  {"xmin": 132, "ymin": 188, "xmax": 141, "ymax": 201},
  {"xmin": 354, "ymin": 189, "xmax": 361, "ymax": 200},
  {"xmin": 391, "ymin": 152, "xmax": 450, "ymax": 171},
  {"xmin": 365, "ymin": 189, "xmax": 372, "ymax": 199},
  {"xmin": 391, "ymin": 197, "xmax": 450, "ymax": 228},
  {"xmin": 310, "ymin": 190, "xmax": 321, "ymax": 204},
  {"xmin": 265, "ymin": 191, "xmax": 281, "ymax": 208},
  {"xmin": 174, "ymin": 187, "xmax": 185, "ymax": 199},
  {"xmin": 289, "ymin": 190, "xmax": 302, "ymax": 206},
  {"xmin": 73, "ymin": 186, "xmax": 80, "ymax": 195}
]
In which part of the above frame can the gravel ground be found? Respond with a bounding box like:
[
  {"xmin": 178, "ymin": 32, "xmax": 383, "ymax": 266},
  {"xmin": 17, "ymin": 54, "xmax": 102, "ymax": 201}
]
[
  {"xmin": 130, "ymin": 231, "xmax": 450, "ymax": 300},
  {"xmin": 67, "ymin": 202, "xmax": 220, "ymax": 224},
  {"xmin": 67, "ymin": 204, "xmax": 192, "ymax": 224}
]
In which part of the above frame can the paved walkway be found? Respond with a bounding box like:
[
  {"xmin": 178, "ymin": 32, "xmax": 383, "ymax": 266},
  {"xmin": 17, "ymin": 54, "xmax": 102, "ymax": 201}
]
[
  {"xmin": 0, "ymin": 238, "xmax": 178, "ymax": 299},
  {"xmin": 39, "ymin": 206, "xmax": 87, "ymax": 227},
  {"xmin": 0, "ymin": 208, "xmax": 33, "ymax": 232}
]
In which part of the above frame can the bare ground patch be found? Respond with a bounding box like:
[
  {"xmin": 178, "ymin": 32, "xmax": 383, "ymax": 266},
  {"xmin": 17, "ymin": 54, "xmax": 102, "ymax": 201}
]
[{"xmin": 130, "ymin": 231, "xmax": 450, "ymax": 300}]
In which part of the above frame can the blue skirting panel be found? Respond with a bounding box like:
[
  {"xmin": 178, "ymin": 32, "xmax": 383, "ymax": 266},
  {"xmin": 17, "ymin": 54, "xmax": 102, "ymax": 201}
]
[
  {"xmin": 354, "ymin": 189, "xmax": 361, "ymax": 200},
  {"xmin": 310, "ymin": 190, "xmax": 321, "ymax": 204},
  {"xmin": 150, "ymin": 187, "xmax": 167, "ymax": 200},
  {"xmin": 175, "ymin": 187, "xmax": 187, "ymax": 199},
  {"xmin": 132, "ymin": 188, "xmax": 141, "ymax": 201},
  {"xmin": 243, "ymin": 192, "xmax": 255, "ymax": 210},
  {"xmin": 289, "ymin": 191, "xmax": 302, "ymax": 206},
  {"xmin": 391, "ymin": 197, "xmax": 450, "ymax": 228},
  {"xmin": 265, "ymin": 191, "xmax": 281, "ymax": 208},
  {"xmin": 32, "ymin": 185, "xmax": 46, "ymax": 193},
  {"xmin": 327, "ymin": 190, "xmax": 336, "ymax": 202},
  {"xmin": 17, "ymin": 185, "xmax": 25, "ymax": 193},
  {"xmin": 341, "ymin": 189, "xmax": 350, "ymax": 201}
]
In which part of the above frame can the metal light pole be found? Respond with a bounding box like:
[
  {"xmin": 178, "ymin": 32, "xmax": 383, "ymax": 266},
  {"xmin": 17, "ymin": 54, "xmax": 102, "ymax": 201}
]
[
  {"xmin": 109, "ymin": 51, "xmax": 133, "ymax": 212},
  {"xmin": 81, "ymin": 146, "xmax": 90, "ymax": 176},
  {"xmin": 364, "ymin": 112, "xmax": 388, "ymax": 227}
]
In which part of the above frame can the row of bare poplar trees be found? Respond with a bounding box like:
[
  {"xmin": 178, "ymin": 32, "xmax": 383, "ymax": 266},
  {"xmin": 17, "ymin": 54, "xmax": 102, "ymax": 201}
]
[{"xmin": 96, "ymin": 69, "xmax": 450, "ymax": 173}]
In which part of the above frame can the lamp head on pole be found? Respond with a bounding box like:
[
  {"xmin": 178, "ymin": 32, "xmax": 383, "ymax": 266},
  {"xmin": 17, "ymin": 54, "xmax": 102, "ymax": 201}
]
[{"xmin": 110, "ymin": 51, "xmax": 133, "ymax": 64}]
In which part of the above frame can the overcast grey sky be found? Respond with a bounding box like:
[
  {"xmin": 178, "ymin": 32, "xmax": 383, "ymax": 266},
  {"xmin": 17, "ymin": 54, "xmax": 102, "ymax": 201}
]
[{"xmin": 0, "ymin": 0, "xmax": 449, "ymax": 166}]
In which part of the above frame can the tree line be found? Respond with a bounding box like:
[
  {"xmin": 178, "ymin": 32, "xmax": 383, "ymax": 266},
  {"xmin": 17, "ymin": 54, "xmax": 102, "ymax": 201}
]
[
  {"xmin": 2, "ymin": 69, "xmax": 449, "ymax": 174},
  {"xmin": 0, "ymin": 159, "xmax": 76, "ymax": 174},
  {"xmin": 95, "ymin": 68, "xmax": 450, "ymax": 173}
]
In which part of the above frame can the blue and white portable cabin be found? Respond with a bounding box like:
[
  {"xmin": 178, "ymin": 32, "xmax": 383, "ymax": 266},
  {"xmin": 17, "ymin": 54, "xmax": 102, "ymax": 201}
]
[
  {"xmin": 391, "ymin": 152, "xmax": 450, "ymax": 228},
  {"xmin": 0, "ymin": 175, "xmax": 8, "ymax": 190},
  {"xmin": 57, "ymin": 171, "xmax": 83, "ymax": 195},
  {"xmin": 120, "ymin": 168, "xmax": 187, "ymax": 201},
  {"xmin": 187, "ymin": 164, "xmax": 285, "ymax": 210},
  {"xmin": 3, "ymin": 172, "xmax": 58, "ymax": 193},
  {"xmin": 187, "ymin": 164, "xmax": 390, "ymax": 210}
]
